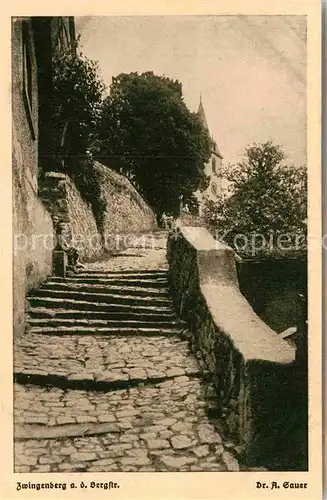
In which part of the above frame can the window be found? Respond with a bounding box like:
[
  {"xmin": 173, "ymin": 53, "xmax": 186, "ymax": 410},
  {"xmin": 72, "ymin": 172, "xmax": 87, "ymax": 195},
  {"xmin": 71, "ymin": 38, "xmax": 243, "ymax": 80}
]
[
  {"xmin": 211, "ymin": 182, "xmax": 217, "ymax": 195},
  {"xmin": 22, "ymin": 22, "xmax": 36, "ymax": 139},
  {"xmin": 212, "ymin": 157, "xmax": 216, "ymax": 174}
]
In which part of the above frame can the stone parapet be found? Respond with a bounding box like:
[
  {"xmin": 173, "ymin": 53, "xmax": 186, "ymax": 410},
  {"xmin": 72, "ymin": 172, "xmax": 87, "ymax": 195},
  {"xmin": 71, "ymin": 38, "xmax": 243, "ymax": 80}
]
[{"xmin": 167, "ymin": 226, "xmax": 307, "ymax": 470}]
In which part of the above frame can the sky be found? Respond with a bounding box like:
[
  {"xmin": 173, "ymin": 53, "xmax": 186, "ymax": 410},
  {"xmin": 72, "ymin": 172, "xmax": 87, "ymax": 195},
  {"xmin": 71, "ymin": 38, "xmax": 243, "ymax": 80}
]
[{"xmin": 76, "ymin": 15, "xmax": 306, "ymax": 167}]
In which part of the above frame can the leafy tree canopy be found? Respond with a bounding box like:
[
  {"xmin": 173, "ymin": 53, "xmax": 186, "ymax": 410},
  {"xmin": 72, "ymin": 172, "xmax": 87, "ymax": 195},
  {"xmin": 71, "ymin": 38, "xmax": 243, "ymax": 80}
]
[
  {"xmin": 203, "ymin": 141, "xmax": 307, "ymax": 258},
  {"xmin": 97, "ymin": 71, "xmax": 211, "ymax": 215},
  {"xmin": 51, "ymin": 39, "xmax": 106, "ymax": 158}
]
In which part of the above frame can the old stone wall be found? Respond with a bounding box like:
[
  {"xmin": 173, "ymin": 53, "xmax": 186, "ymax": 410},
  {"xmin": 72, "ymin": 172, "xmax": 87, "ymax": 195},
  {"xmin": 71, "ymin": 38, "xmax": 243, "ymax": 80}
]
[{"xmin": 167, "ymin": 226, "xmax": 307, "ymax": 470}]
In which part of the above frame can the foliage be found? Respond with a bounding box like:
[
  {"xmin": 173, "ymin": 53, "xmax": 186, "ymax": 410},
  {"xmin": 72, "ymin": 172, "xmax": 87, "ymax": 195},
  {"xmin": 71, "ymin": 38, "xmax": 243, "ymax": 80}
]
[
  {"xmin": 186, "ymin": 194, "xmax": 202, "ymax": 215},
  {"xmin": 52, "ymin": 38, "xmax": 106, "ymax": 157},
  {"xmin": 50, "ymin": 40, "xmax": 107, "ymax": 229},
  {"xmin": 97, "ymin": 71, "xmax": 212, "ymax": 215},
  {"xmin": 68, "ymin": 157, "xmax": 107, "ymax": 230},
  {"xmin": 203, "ymin": 141, "xmax": 307, "ymax": 258}
]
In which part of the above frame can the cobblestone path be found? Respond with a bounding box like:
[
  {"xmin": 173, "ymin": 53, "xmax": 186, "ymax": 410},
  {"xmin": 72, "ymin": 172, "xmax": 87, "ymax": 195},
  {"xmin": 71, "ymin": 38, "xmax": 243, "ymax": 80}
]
[{"xmin": 14, "ymin": 231, "xmax": 244, "ymax": 472}]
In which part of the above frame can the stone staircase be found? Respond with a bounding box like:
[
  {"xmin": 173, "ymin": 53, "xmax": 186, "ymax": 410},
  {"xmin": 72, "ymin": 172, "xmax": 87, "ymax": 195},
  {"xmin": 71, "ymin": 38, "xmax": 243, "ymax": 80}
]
[
  {"xmin": 13, "ymin": 233, "xmax": 248, "ymax": 473},
  {"xmin": 27, "ymin": 270, "xmax": 187, "ymax": 337}
]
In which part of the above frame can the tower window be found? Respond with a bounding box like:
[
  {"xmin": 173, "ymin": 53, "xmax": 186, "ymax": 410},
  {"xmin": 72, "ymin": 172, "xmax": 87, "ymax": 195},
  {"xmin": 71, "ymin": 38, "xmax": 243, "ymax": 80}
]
[{"xmin": 212, "ymin": 157, "xmax": 216, "ymax": 174}]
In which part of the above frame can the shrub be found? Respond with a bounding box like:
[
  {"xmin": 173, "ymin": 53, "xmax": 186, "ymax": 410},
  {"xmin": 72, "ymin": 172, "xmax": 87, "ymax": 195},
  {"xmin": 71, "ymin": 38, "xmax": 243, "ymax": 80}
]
[{"xmin": 203, "ymin": 142, "xmax": 307, "ymax": 259}]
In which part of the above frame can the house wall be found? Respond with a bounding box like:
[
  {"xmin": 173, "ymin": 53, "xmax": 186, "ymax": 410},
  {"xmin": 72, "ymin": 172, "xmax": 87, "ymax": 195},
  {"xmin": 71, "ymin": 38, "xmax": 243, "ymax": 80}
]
[
  {"xmin": 195, "ymin": 99, "xmax": 224, "ymax": 215},
  {"xmin": 203, "ymin": 152, "xmax": 223, "ymax": 199},
  {"xmin": 195, "ymin": 151, "xmax": 223, "ymax": 216},
  {"xmin": 12, "ymin": 19, "xmax": 54, "ymax": 338}
]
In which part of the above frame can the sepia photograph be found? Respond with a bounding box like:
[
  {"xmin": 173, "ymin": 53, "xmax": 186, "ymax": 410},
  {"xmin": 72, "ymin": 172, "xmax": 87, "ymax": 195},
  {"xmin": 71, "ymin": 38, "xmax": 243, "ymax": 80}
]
[{"xmin": 7, "ymin": 5, "xmax": 321, "ymax": 495}]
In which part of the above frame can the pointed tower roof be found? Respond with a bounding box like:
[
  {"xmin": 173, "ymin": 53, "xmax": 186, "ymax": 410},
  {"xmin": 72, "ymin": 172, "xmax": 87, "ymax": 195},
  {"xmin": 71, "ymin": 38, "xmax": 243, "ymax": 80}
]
[
  {"xmin": 197, "ymin": 95, "xmax": 209, "ymax": 131},
  {"xmin": 197, "ymin": 96, "xmax": 223, "ymax": 159}
]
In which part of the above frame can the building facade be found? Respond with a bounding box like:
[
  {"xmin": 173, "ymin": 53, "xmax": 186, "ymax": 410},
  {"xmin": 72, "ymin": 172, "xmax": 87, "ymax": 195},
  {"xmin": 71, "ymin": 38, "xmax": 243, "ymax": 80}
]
[
  {"xmin": 194, "ymin": 97, "xmax": 223, "ymax": 216},
  {"xmin": 12, "ymin": 17, "xmax": 75, "ymax": 338}
]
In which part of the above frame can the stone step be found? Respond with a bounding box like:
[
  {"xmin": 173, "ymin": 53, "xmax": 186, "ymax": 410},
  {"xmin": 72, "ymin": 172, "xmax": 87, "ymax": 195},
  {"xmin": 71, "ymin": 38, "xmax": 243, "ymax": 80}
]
[
  {"xmin": 28, "ymin": 308, "xmax": 178, "ymax": 322},
  {"xmin": 28, "ymin": 326, "xmax": 185, "ymax": 336},
  {"xmin": 27, "ymin": 297, "xmax": 174, "ymax": 313},
  {"xmin": 41, "ymin": 282, "xmax": 170, "ymax": 298},
  {"xmin": 73, "ymin": 270, "xmax": 168, "ymax": 278},
  {"xmin": 14, "ymin": 367, "xmax": 201, "ymax": 392},
  {"xmin": 48, "ymin": 276, "xmax": 169, "ymax": 287},
  {"xmin": 29, "ymin": 289, "xmax": 173, "ymax": 307},
  {"xmin": 28, "ymin": 318, "xmax": 186, "ymax": 329}
]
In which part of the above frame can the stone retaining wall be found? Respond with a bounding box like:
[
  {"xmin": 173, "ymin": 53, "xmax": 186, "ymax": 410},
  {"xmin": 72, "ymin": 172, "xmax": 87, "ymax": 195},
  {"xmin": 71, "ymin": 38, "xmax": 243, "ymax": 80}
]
[
  {"xmin": 167, "ymin": 226, "xmax": 307, "ymax": 470},
  {"xmin": 39, "ymin": 172, "xmax": 103, "ymax": 262},
  {"xmin": 39, "ymin": 164, "xmax": 158, "ymax": 262},
  {"xmin": 94, "ymin": 162, "xmax": 157, "ymax": 246}
]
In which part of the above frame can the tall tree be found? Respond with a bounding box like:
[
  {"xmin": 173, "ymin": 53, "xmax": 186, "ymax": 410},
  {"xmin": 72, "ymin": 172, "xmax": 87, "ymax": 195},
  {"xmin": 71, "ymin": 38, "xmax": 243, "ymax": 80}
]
[
  {"xmin": 51, "ymin": 40, "xmax": 106, "ymax": 164},
  {"xmin": 98, "ymin": 72, "xmax": 211, "ymax": 215}
]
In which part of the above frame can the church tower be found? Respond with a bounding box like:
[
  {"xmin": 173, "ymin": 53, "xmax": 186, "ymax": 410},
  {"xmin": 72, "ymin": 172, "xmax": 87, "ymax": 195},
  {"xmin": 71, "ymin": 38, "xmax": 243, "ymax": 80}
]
[{"xmin": 195, "ymin": 96, "xmax": 223, "ymax": 216}]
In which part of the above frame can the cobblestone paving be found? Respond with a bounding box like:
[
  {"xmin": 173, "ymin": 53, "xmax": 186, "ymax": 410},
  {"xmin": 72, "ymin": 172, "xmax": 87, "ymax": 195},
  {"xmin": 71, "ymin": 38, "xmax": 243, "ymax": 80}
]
[
  {"xmin": 14, "ymin": 379, "xmax": 241, "ymax": 472},
  {"xmin": 85, "ymin": 231, "xmax": 169, "ymax": 273},
  {"xmin": 15, "ymin": 334, "xmax": 201, "ymax": 383},
  {"xmin": 14, "ymin": 231, "xmax": 244, "ymax": 472}
]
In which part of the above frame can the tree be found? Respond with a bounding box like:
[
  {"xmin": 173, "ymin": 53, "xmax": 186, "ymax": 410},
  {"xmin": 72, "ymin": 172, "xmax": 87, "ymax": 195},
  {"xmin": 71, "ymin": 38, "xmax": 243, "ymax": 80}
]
[
  {"xmin": 97, "ymin": 72, "xmax": 211, "ymax": 215},
  {"xmin": 51, "ymin": 39, "xmax": 106, "ymax": 161},
  {"xmin": 49, "ymin": 40, "xmax": 107, "ymax": 229},
  {"xmin": 203, "ymin": 142, "xmax": 307, "ymax": 257}
]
